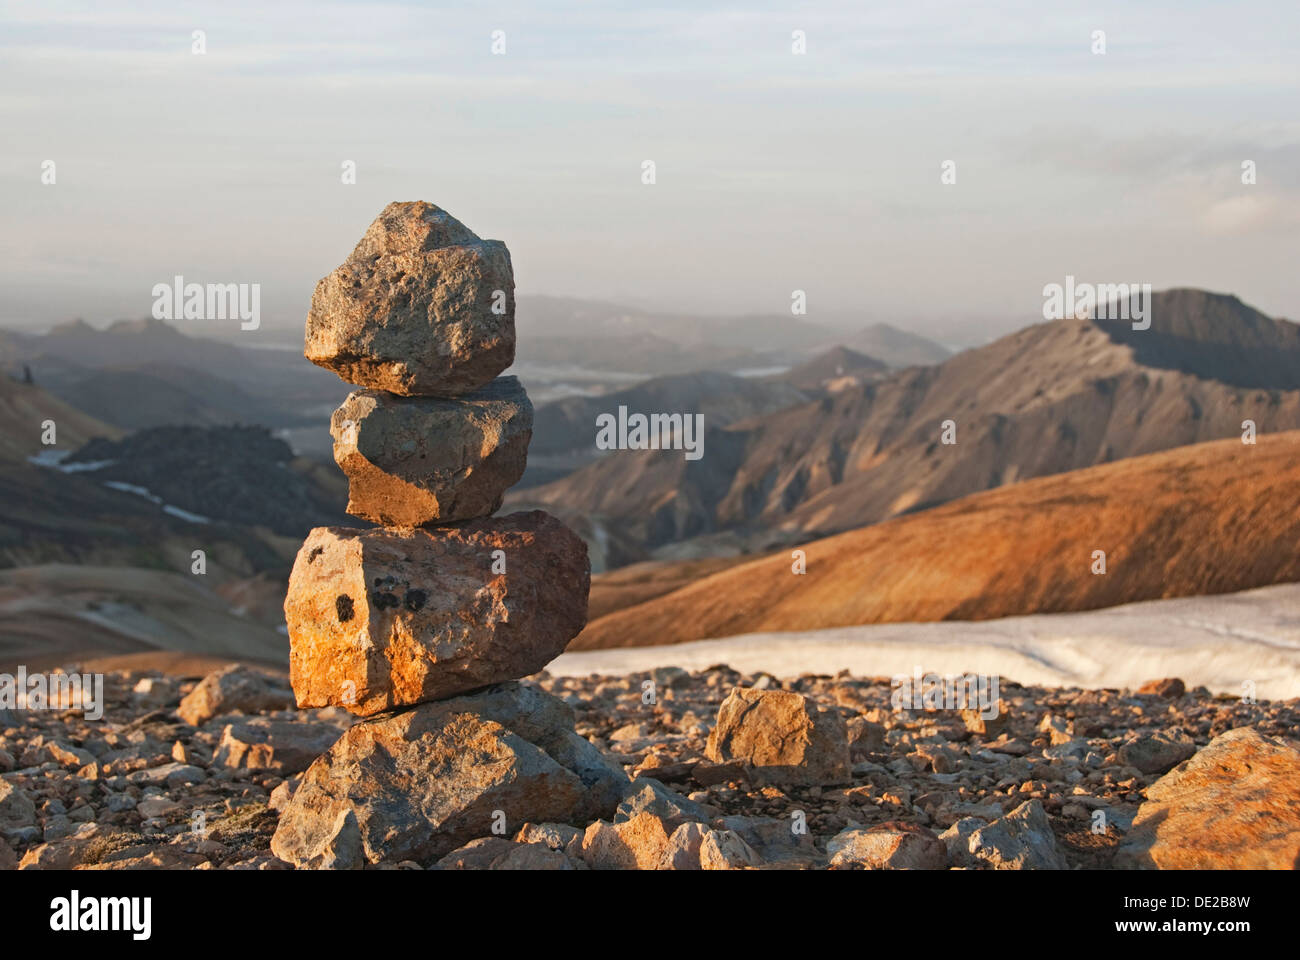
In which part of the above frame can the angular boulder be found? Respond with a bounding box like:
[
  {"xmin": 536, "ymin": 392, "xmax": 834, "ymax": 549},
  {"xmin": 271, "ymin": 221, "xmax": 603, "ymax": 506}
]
[
  {"xmin": 1116, "ymin": 727, "xmax": 1300, "ymax": 869},
  {"xmin": 828, "ymin": 821, "xmax": 948, "ymax": 870},
  {"xmin": 304, "ymin": 201, "xmax": 515, "ymax": 396},
  {"xmin": 270, "ymin": 682, "xmax": 626, "ymax": 867},
  {"xmin": 331, "ymin": 377, "xmax": 532, "ymax": 526},
  {"xmin": 1118, "ymin": 728, "xmax": 1197, "ymax": 775},
  {"xmin": 177, "ymin": 664, "xmax": 294, "ymax": 727},
  {"xmin": 285, "ymin": 511, "xmax": 590, "ymax": 716},
  {"xmin": 964, "ymin": 800, "xmax": 1067, "ymax": 870},
  {"xmin": 212, "ymin": 718, "xmax": 344, "ymax": 776},
  {"xmin": 705, "ymin": 687, "xmax": 850, "ymax": 786}
]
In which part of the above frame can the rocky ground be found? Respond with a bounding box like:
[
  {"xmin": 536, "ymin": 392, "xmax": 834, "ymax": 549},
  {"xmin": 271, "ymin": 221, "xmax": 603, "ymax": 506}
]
[{"xmin": 2, "ymin": 663, "xmax": 1297, "ymax": 870}]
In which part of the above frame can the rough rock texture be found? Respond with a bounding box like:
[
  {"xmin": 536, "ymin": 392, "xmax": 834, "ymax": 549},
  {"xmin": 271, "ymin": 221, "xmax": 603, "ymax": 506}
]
[
  {"xmin": 965, "ymin": 800, "xmax": 1068, "ymax": 870},
  {"xmin": 331, "ymin": 377, "xmax": 532, "ymax": 526},
  {"xmin": 177, "ymin": 665, "xmax": 294, "ymax": 727},
  {"xmin": 1118, "ymin": 728, "xmax": 1197, "ymax": 775},
  {"xmin": 285, "ymin": 511, "xmax": 590, "ymax": 716},
  {"xmin": 699, "ymin": 829, "xmax": 762, "ymax": 869},
  {"xmin": 0, "ymin": 781, "xmax": 36, "ymax": 834},
  {"xmin": 828, "ymin": 821, "xmax": 948, "ymax": 870},
  {"xmin": 212, "ymin": 719, "xmax": 343, "ymax": 776},
  {"xmin": 304, "ymin": 201, "xmax": 515, "ymax": 396},
  {"xmin": 270, "ymin": 683, "xmax": 626, "ymax": 866},
  {"xmin": 1116, "ymin": 727, "xmax": 1300, "ymax": 869},
  {"xmin": 4, "ymin": 664, "xmax": 1298, "ymax": 871},
  {"xmin": 581, "ymin": 812, "xmax": 674, "ymax": 870},
  {"xmin": 705, "ymin": 687, "xmax": 850, "ymax": 786}
]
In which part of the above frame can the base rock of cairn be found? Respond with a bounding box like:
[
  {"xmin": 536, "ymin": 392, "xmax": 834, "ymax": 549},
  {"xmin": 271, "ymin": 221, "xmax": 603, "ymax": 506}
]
[
  {"xmin": 275, "ymin": 201, "xmax": 620, "ymax": 868},
  {"xmin": 271, "ymin": 682, "xmax": 626, "ymax": 866}
]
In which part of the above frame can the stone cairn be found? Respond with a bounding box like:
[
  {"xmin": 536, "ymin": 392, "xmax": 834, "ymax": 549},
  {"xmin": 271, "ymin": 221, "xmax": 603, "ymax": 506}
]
[{"xmin": 271, "ymin": 202, "xmax": 626, "ymax": 868}]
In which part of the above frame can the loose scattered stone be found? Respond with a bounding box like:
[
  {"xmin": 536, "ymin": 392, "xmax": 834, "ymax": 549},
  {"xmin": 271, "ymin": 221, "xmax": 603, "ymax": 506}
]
[
  {"xmin": 828, "ymin": 821, "xmax": 948, "ymax": 870},
  {"xmin": 964, "ymin": 800, "xmax": 1067, "ymax": 870},
  {"xmin": 699, "ymin": 829, "xmax": 762, "ymax": 870},
  {"xmin": 705, "ymin": 687, "xmax": 850, "ymax": 786},
  {"xmin": 177, "ymin": 665, "xmax": 294, "ymax": 727},
  {"xmin": 582, "ymin": 812, "xmax": 674, "ymax": 870},
  {"xmin": 212, "ymin": 719, "xmax": 343, "ymax": 776},
  {"xmin": 1118, "ymin": 728, "xmax": 1197, "ymax": 775}
]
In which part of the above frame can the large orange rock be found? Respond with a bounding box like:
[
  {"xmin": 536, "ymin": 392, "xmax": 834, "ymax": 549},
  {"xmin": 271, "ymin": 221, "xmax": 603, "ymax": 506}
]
[
  {"xmin": 1116, "ymin": 727, "xmax": 1300, "ymax": 869},
  {"xmin": 705, "ymin": 687, "xmax": 850, "ymax": 786},
  {"xmin": 285, "ymin": 511, "xmax": 589, "ymax": 716}
]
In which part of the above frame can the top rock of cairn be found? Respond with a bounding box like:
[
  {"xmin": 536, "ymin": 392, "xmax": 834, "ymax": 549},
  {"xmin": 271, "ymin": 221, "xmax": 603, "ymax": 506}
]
[{"xmin": 304, "ymin": 201, "xmax": 515, "ymax": 397}]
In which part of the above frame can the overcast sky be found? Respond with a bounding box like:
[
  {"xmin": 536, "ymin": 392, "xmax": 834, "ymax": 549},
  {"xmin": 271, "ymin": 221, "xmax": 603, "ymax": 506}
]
[{"xmin": 2, "ymin": 0, "xmax": 1297, "ymax": 344}]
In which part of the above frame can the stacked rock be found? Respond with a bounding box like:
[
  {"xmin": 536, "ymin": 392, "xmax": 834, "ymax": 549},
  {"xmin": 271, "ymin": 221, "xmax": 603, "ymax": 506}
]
[{"xmin": 271, "ymin": 202, "xmax": 626, "ymax": 868}]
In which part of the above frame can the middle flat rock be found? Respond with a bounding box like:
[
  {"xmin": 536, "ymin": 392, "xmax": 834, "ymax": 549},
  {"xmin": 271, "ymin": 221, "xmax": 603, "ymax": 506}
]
[
  {"xmin": 331, "ymin": 376, "xmax": 532, "ymax": 526},
  {"xmin": 285, "ymin": 511, "xmax": 590, "ymax": 716}
]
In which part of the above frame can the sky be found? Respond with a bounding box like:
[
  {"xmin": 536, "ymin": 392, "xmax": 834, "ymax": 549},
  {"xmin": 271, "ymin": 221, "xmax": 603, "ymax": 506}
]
[{"xmin": 2, "ymin": 0, "xmax": 1297, "ymax": 345}]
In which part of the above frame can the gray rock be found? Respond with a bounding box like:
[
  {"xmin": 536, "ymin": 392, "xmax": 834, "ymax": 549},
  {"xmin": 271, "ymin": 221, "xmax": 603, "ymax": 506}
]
[
  {"xmin": 965, "ymin": 799, "xmax": 1067, "ymax": 870},
  {"xmin": 0, "ymin": 782, "xmax": 36, "ymax": 833},
  {"xmin": 699, "ymin": 829, "xmax": 762, "ymax": 870},
  {"xmin": 177, "ymin": 665, "xmax": 294, "ymax": 727},
  {"xmin": 331, "ymin": 377, "xmax": 532, "ymax": 526},
  {"xmin": 271, "ymin": 682, "xmax": 627, "ymax": 867},
  {"xmin": 125, "ymin": 762, "xmax": 205, "ymax": 788},
  {"xmin": 938, "ymin": 816, "xmax": 986, "ymax": 868},
  {"xmin": 828, "ymin": 822, "xmax": 948, "ymax": 870},
  {"xmin": 213, "ymin": 719, "xmax": 342, "ymax": 776},
  {"xmin": 615, "ymin": 777, "xmax": 710, "ymax": 829},
  {"xmin": 1118, "ymin": 728, "xmax": 1197, "ymax": 775},
  {"xmin": 304, "ymin": 201, "xmax": 515, "ymax": 397}
]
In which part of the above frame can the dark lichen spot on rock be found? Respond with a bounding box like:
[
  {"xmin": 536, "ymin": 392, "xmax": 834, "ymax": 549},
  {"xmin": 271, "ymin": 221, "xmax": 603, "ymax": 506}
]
[
  {"xmin": 405, "ymin": 589, "xmax": 427, "ymax": 612},
  {"xmin": 371, "ymin": 591, "xmax": 400, "ymax": 611},
  {"xmin": 336, "ymin": 595, "xmax": 354, "ymax": 622},
  {"xmin": 308, "ymin": 547, "xmax": 324, "ymax": 564}
]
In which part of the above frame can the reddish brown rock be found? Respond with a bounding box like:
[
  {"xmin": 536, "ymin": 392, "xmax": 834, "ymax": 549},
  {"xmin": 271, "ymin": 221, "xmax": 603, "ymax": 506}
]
[
  {"xmin": 1116, "ymin": 727, "xmax": 1300, "ymax": 869},
  {"xmin": 705, "ymin": 687, "xmax": 850, "ymax": 786},
  {"xmin": 1137, "ymin": 677, "xmax": 1186, "ymax": 699},
  {"xmin": 304, "ymin": 201, "xmax": 515, "ymax": 396},
  {"xmin": 285, "ymin": 511, "xmax": 590, "ymax": 716},
  {"xmin": 331, "ymin": 377, "xmax": 532, "ymax": 526}
]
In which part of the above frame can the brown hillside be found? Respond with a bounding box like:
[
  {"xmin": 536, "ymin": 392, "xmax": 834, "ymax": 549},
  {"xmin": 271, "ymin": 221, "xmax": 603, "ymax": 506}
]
[
  {"xmin": 571, "ymin": 430, "xmax": 1300, "ymax": 649},
  {"xmin": 0, "ymin": 375, "xmax": 121, "ymax": 461},
  {"xmin": 514, "ymin": 290, "xmax": 1300, "ymax": 567}
]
